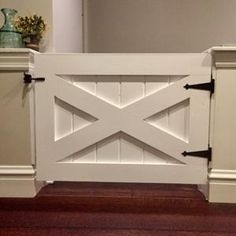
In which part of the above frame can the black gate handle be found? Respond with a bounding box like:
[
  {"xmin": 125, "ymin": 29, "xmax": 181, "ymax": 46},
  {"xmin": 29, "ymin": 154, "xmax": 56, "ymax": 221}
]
[{"xmin": 24, "ymin": 73, "xmax": 45, "ymax": 84}]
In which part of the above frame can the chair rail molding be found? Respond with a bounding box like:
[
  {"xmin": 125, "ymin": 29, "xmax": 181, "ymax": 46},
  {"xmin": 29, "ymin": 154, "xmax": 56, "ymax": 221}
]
[
  {"xmin": 209, "ymin": 46, "xmax": 236, "ymax": 203},
  {"xmin": 0, "ymin": 48, "xmax": 44, "ymax": 198}
]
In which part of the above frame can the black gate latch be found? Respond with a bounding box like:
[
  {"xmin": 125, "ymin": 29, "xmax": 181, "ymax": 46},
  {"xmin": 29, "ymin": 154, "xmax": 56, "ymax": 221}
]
[
  {"xmin": 182, "ymin": 147, "xmax": 212, "ymax": 162},
  {"xmin": 24, "ymin": 73, "xmax": 45, "ymax": 84}
]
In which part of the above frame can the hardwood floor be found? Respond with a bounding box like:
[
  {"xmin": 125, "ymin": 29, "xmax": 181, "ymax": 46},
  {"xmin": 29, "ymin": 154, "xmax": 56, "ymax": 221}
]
[{"xmin": 0, "ymin": 182, "xmax": 236, "ymax": 235}]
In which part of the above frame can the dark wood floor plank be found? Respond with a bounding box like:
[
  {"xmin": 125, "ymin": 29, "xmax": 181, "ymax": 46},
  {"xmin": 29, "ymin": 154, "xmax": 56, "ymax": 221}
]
[
  {"xmin": 0, "ymin": 228, "xmax": 236, "ymax": 236},
  {"xmin": 0, "ymin": 197, "xmax": 207, "ymax": 213},
  {"xmin": 39, "ymin": 182, "xmax": 204, "ymax": 199},
  {"xmin": 0, "ymin": 182, "xmax": 236, "ymax": 235},
  {"xmin": 0, "ymin": 211, "xmax": 236, "ymax": 233}
]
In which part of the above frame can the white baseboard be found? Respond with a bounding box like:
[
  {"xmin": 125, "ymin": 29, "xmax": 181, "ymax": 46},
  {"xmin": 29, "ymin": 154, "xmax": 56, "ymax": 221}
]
[
  {"xmin": 0, "ymin": 165, "xmax": 45, "ymax": 198},
  {"xmin": 208, "ymin": 169, "xmax": 236, "ymax": 203}
]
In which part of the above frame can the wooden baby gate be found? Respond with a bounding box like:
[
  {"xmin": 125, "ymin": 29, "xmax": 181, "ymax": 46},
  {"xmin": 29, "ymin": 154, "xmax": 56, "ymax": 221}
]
[{"xmin": 34, "ymin": 53, "xmax": 211, "ymax": 184}]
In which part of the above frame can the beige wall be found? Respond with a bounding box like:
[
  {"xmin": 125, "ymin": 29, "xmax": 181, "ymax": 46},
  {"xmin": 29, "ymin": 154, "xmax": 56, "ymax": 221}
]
[
  {"xmin": 0, "ymin": 0, "xmax": 53, "ymax": 52},
  {"xmin": 84, "ymin": 0, "xmax": 236, "ymax": 53}
]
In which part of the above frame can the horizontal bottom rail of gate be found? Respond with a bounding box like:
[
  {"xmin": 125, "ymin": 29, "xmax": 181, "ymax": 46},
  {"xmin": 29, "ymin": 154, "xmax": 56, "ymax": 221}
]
[{"xmin": 37, "ymin": 163, "xmax": 208, "ymax": 184}]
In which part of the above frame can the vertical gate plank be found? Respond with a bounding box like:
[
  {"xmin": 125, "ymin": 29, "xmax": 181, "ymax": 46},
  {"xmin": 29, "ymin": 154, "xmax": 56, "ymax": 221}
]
[
  {"xmin": 120, "ymin": 76, "xmax": 145, "ymax": 107},
  {"xmin": 96, "ymin": 76, "xmax": 120, "ymax": 106},
  {"xmin": 145, "ymin": 75, "xmax": 169, "ymax": 96},
  {"xmin": 168, "ymin": 100, "xmax": 189, "ymax": 142},
  {"xmin": 73, "ymin": 145, "xmax": 96, "ymax": 163},
  {"xmin": 55, "ymin": 98, "xmax": 73, "ymax": 140},
  {"xmin": 120, "ymin": 133, "xmax": 144, "ymax": 163},
  {"xmin": 73, "ymin": 76, "xmax": 96, "ymax": 95},
  {"xmin": 97, "ymin": 135, "xmax": 120, "ymax": 163}
]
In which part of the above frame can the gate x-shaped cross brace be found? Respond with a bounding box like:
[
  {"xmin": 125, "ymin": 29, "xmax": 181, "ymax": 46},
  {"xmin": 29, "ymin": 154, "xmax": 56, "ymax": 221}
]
[{"xmin": 53, "ymin": 77, "xmax": 194, "ymax": 163}]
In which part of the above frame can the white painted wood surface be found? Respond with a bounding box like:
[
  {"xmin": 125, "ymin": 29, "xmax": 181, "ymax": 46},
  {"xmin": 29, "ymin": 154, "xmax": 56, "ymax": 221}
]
[
  {"xmin": 209, "ymin": 47, "xmax": 236, "ymax": 203},
  {"xmin": 34, "ymin": 53, "xmax": 211, "ymax": 183},
  {"xmin": 0, "ymin": 49, "xmax": 44, "ymax": 198}
]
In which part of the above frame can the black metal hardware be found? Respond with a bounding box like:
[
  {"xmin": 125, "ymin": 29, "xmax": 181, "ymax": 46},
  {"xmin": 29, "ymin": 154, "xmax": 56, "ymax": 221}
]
[
  {"xmin": 182, "ymin": 147, "xmax": 212, "ymax": 161},
  {"xmin": 184, "ymin": 79, "xmax": 215, "ymax": 94},
  {"xmin": 24, "ymin": 73, "xmax": 45, "ymax": 84}
]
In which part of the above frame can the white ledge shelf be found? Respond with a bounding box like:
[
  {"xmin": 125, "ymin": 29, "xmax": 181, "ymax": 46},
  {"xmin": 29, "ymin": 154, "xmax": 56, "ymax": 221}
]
[
  {"xmin": 212, "ymin": 45, "xmax": 236, "ymax": 52},
  {"xmin": 210, "ymin": 46, "xmax": 236, "ymax": 68},
  {"xmin": 0, "ymin": 48, "xmax": 38, "ymax": 71}
]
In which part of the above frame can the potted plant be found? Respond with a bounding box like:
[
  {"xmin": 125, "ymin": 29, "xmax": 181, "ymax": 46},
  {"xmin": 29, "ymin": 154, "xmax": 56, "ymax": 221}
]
[{"xmin": 15, "ymin": 14, "xmax": 46, "ymax": 51}]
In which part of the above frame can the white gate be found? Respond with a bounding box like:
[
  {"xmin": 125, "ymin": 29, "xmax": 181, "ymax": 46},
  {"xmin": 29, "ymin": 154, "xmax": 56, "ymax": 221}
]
[{"xmin": 34, "ymin": 53, "xmax": 211, "ymax": 184}]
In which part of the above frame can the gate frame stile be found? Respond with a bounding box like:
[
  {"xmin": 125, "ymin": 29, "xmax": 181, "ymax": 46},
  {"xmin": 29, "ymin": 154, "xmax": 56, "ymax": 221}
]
[{"xmin": 34, "ymin": 53, "xmax": 211, "ymax": 184}]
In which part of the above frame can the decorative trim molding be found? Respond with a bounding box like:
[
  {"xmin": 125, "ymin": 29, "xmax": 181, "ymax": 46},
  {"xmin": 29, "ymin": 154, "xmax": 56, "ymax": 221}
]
[
  {"xmin": 211, "ymin": 46, "xmax": 236, "ymax": 52},
  {"xmin": 0, "ymin": 177, "xmax": 45, "ymax": 198},
  {"xmin": 208, "ymin": 169, "xmax": 236, "ymax": 203},
  {"xmin": 0, "ymin": 165, "xmax": 35, "ymax": 176},
  {"xmin": 209, "ymin": 180, "xmax": 236, "ymax": 203},
  {"xmin": 211, "ymin": 47, "xmax": 236, "ymax": 68},
  {"xmin": 0, "ymin": 165, "xmax": 46, "ymax": 198},
  {"xmin": 209, "ymin": 169, "xmax": 236, "ymax": 181},
  {"xmin": 0, "ymin": 48, "xmax": 37, "ymax": 71}
]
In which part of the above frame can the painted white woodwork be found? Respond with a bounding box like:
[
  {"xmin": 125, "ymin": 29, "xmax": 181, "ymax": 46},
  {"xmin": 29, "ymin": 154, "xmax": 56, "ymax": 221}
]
[
  {"xmin": 0, "ymin": 49, "xmax": 44, "ymax": 198},
  {"xmin": 96, "ymin": 76, "xmax": 120, "ymax": 106},
  {"xmin": 0, "ymin": 177, "xmax": 44, "ymax": 198},
  {"xmin": 0, "ymin": 165, "xmax": 44, "ymax": 198},
  {"xmin": 97, "ymin": 134, "xmax": 120, "ymax": 163},
  {"xmin": 0, "ymin": 166, "xmax": 35, "ymax": 175},
  {"xmin": 0, "ymin": 48, "xmax": 36, "ymax": 71},
  {"xmin": 35, "ymin": 53, "xmax": 211, "ymax": 184},
  {"xmin": 54, "ymin": 98, "xmax": 73, "ymax": 140},
  {"xmin": 209, "ymin": 47, "xmax": 236, "ymax": 203}
]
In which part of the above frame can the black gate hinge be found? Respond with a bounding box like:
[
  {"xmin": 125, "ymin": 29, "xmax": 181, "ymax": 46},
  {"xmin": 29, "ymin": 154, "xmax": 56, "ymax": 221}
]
[
  {"xmin": 182, "ymin": 147, "xmax": 212, "ymax": 162},
  {"xmin": 184, "ymin": 79, "xmax": 215, "ymax": 94},
  {"xmin": 24, "ymin": 73, "xmax": 45, "ymax": 84}
]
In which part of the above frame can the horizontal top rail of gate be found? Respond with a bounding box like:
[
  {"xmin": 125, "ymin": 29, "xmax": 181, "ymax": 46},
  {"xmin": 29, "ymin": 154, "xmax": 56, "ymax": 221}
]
[{"xmin": 35, "ymin": 53, "xmax": 211, "ymax": 76}]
